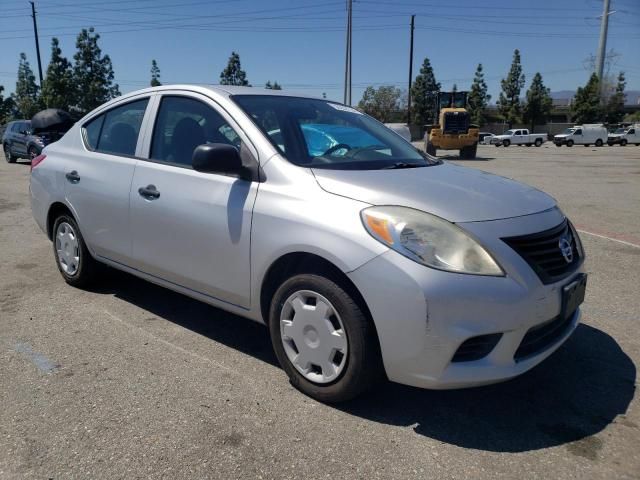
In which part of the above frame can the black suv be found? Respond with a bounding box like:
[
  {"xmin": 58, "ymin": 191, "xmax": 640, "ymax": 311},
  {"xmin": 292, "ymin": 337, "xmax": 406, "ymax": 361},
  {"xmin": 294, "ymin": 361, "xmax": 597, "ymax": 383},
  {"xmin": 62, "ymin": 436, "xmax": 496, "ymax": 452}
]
[{"xmin": 2, "ymin": 120, "xmax": 50, "ymax": 163}]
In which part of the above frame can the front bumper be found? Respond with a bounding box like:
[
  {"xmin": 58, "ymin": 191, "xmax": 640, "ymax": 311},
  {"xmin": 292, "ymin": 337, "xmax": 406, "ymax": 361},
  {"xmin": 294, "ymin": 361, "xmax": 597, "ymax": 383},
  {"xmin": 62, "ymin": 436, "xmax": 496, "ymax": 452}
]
[{"xmin": 348, "ymin": 207, "xmax": 585, "ymax": 389}]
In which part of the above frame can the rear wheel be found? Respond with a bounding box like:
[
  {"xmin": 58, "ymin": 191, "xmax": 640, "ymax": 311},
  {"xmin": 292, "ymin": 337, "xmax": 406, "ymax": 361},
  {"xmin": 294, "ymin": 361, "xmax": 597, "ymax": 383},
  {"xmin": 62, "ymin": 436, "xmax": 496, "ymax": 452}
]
[
  {"xmin": 28, "ymin": 146, "xmax": 39, "ymax": 161},
  {"xmin": 595, "ymin": 139, "xmax": 603, "ymax": 147},
  {"xmin": 566, "ymin": 140, "xmax": 574, "ymax": 147},
  {"xmin": 534, "ymin": 138, "xmax": 543, "ymax": 147},
  {"xmin": 620, "ymin": 139, "xmax": 627, "ymax": 146},
  {"xmin": 3, "ymin": 143, "xmax": 16, "ymax": 163},
  {"xmin": 269, "ymin": 274, "xmax": 382, "ymax": 403},
  {"xmin": 502, "ymin": 139, "xmax": 511, "ymax": 147},
  {"xmin": 52, "ymin": 214, "xmax": 100, "ymax": 288}
]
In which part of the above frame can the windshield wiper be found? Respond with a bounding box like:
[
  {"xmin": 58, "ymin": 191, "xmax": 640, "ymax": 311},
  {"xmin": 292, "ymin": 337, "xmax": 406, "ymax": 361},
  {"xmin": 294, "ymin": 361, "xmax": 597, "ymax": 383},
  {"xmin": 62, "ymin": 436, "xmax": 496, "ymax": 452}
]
[{"xmin": 381, "ymin": 162, "xmax": 424, "ymax": 169}]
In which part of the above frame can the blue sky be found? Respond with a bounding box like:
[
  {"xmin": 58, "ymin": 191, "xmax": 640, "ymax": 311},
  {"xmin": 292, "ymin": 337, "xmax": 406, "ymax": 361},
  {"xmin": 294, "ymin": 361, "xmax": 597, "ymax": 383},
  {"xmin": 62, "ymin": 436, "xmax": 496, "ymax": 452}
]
[{"xmin": 1, "ymin": 0, "xmax": 639, "ymax": 104}]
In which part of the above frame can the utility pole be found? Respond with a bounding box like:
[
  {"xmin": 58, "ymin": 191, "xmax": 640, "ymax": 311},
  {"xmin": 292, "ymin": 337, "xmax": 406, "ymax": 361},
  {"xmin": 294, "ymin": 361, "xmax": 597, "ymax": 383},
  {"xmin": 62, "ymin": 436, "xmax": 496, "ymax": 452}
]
[
  {"xmin": 595, "ymin": 0, "xmax": 615, "ymax": 91},
  {"xmin": 407, "ymin": 14, "xmax": 415, "ymax": 124},
  {"xmin": 30, "ymin": 1, "xmax": 44, "ymax": 87},
  {"xmin": 343, "ymin": 0, "xmax": 352, "ymax": 105}
]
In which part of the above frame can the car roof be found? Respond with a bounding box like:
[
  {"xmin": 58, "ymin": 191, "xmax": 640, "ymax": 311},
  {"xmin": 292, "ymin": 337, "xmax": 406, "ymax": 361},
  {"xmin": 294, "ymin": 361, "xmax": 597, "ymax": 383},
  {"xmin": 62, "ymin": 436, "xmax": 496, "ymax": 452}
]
[{"xmin": 110, "ymin": 84, "xmax": 327, "ymax": 103}]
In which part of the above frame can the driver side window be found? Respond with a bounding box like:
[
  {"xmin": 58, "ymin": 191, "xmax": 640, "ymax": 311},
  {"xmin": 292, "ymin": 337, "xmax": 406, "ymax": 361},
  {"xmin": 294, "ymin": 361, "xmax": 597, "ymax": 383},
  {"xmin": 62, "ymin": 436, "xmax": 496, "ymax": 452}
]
[{"xmin": 574, "ymin": 129, "xmax": 582, "ymax": 135}]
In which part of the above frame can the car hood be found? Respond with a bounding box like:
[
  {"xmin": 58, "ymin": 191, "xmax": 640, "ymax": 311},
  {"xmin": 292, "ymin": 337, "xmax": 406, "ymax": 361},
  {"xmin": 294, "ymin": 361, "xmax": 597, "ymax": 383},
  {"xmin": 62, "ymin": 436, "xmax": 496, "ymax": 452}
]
[
  {"xmin": 554, "ymin": 134, "xmax": 568, "ymax": 138},
  {"xmin": 312, "ymin": 163, "xmax": 556, "ymax": 223}
]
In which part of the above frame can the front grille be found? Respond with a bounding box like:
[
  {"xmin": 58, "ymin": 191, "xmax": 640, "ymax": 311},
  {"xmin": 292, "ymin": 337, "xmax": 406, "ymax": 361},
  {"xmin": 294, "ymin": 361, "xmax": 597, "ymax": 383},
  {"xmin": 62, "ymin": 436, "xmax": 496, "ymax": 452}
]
[
  {"xmin": 502, "ymin": 219, "xmax": 582, "ymax": 285},
  {"xmin": 514, "ymin": 313, "xmax": 574, "ymax": 362},
  {"xmin": 452, "ymin": 333, "xmax": 502, "ymax": 362},
  {"xmin": 442, "ymin": 112, "xmax": 470, "ymax": 134}
]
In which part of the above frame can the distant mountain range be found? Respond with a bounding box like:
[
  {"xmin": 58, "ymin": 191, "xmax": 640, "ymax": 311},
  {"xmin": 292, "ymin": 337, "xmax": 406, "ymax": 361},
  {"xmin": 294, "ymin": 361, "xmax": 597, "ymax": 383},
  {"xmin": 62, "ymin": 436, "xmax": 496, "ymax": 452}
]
[{"xmin": 550, "ymin": 90, "xmax": 640, "ymax": 106}]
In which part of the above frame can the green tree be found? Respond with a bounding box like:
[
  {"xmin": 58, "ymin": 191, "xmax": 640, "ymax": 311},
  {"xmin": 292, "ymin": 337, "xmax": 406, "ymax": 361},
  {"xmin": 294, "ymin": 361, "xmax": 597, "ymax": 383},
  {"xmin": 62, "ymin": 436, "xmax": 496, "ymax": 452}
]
[
  {"xmin": 605, "ymin": 71, "xmax": 625, "ymax": 124},
  {"xmin": 150, "ymin": 59, "xmax": 161, "ymax": 87},
  {"xmin": 571, "ymin": 73, "xmax": 602, "ymax": 124},
  {"xmin": 12, "ymin": 53, "xmax": 41, "ymax": 119},
  {"xmin": 357, "ymin": 85, "xmax": 402, "ymax": 122},
  {"xmin": 73, "ymin": 28, "xmax": 120, "ymax": 114},
  {"xmin": 41, "ymin": 38, "xmax": 74, "ymax": 111},
  {"xmin": 497, "ymin": 49, "xmax": 525, "ymax": 128},
  {"xmin": 265, "ymin": 80, "xmax": 282, "ymax": 90},
  {"xmin": 468, "ymin": 63, "xmax": 491, "ymax": 126},
  {"xmin": 411, "ymin": 57, "xmax": 440, "ymax": 125},
  {"xmin": 523, "ymin": 72, "xmax": 552, "ymax": 132},
  {"xmin": 0, "ymin": 85, "xmax": 17, "ymax": 124},
  {"xmin": 219, "ymin": 52, "xmax": 250, "ymax": 86}
]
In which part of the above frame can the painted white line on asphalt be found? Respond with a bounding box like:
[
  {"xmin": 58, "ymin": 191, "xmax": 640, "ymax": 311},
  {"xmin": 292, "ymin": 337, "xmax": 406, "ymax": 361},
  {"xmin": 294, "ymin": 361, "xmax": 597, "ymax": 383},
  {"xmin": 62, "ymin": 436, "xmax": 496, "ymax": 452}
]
[
  {"xmin": 103, "ymin": 310, "xmax": 236, "ymax": 373},
  {"xmin": 577, "ymin": 229, "xmax": 640, "ymax": 249}
]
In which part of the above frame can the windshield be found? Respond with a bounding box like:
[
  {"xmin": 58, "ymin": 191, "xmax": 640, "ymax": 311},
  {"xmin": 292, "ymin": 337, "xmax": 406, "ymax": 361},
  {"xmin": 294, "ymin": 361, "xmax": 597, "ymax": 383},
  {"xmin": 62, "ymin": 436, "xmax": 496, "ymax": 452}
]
[
  {"xmin": 504, "ymin": 130, "xmax": 515, "ymax": 135},
  {"xmin": 233, "ymin": 95, "xmax": 438, "ymax": 170},
  {"xmin": 563, "ymin": 128, "xmax": 576, "ymax": 135},
  {"xmin": 613, "ymin": 128, "xmax": 626, "ymax": 134}
]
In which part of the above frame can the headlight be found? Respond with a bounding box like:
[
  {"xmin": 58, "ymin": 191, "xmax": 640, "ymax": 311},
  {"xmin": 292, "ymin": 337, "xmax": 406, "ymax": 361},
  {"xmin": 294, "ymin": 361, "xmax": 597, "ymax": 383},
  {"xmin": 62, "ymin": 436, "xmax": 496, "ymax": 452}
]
[{"xmin": 361, "ymin": 206, "xmax": 504, "ymax": 276}]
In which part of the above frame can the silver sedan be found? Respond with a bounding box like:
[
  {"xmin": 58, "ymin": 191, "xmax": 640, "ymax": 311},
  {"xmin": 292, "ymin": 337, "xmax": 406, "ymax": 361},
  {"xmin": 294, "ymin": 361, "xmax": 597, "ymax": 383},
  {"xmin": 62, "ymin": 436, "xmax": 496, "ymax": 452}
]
[{"xmin": 30, "ymin": 85, "xmax": 586, "ymax": 402}]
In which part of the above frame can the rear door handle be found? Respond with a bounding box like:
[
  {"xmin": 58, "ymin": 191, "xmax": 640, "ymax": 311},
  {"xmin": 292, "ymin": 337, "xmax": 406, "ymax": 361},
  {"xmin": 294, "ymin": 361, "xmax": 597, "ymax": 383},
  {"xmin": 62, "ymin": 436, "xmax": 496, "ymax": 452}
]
[
  {"xmin": 138, "ymin": 184, "xmax": 160, "ymax": 200},
  {"xmin": 65, "ymin": 170, "xmax": 80, "ymax": 183}
]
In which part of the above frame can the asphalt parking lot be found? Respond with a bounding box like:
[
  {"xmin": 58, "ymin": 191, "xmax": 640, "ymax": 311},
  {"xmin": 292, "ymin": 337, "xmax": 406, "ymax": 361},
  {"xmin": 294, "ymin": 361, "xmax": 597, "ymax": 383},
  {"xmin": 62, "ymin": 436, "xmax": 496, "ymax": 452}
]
[{"xmin": 1, "ymin": 144, "xmax": 639, "ymax": 479}]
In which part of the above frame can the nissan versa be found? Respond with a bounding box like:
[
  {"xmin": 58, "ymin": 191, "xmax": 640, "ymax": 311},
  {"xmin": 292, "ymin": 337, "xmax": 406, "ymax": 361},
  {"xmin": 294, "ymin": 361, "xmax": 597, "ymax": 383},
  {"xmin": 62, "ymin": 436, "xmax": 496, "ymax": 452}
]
[{"xmin": 30, "ymin": 85, "xmax": 586, "ymax": 403}]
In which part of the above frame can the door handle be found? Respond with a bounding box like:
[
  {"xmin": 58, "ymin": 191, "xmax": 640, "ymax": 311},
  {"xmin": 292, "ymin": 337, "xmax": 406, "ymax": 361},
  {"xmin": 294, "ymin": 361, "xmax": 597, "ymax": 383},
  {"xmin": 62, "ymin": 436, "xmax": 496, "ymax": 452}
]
[
  {"xmin": 138, "ymin": 184, "xmax": 160, "ymax": 200},
  {"xmin": 65, "ymin": 170, "xmax": 80, "ymax": 183}
]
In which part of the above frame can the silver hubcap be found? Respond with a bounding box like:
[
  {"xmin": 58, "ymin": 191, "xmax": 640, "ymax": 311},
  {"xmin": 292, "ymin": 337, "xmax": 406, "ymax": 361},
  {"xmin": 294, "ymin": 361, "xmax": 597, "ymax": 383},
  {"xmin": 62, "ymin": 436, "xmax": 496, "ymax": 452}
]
[
  {"xmin": 55, "ymin": 222, "xmax": 80, "ymax": 275},
  {"xmin": 280, "ymin": 290, "xmax": 348, "ymax": 384}
]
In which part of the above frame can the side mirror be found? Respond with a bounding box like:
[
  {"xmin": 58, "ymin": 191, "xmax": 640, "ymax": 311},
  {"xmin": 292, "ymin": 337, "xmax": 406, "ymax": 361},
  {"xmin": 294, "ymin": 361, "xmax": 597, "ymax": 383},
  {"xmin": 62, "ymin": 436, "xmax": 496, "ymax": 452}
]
[{"xmin": 192, "ymin": 143, "xmax": 250, "ymax": 179}]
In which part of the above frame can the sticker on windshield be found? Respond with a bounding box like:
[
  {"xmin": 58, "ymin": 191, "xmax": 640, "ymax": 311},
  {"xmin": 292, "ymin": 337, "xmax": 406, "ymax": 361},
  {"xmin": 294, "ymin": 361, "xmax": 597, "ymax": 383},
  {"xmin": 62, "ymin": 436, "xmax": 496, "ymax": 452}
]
[{"xmin": 328, "ymin": 103, "xmax": 362, "ymax": 115}]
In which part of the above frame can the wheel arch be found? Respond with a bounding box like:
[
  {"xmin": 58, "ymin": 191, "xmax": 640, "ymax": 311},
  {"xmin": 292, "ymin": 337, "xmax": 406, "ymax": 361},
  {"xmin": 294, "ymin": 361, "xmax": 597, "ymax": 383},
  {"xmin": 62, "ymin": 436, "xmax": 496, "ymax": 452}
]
[
  {"xmin": 46, "ymin": 202, "xmax": 75, "ymax": 240},
  {"xmin": 259, "ymin": 252, "xmax": 378, "ymax": 339}
]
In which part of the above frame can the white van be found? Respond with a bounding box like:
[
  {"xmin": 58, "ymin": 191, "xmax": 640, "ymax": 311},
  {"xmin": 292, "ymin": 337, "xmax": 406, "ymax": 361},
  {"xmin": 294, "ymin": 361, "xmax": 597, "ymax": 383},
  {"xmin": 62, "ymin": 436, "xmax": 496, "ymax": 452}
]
[
  {"xmin": 554, "ymin": 124, "xmax": 607, "ymax": 147},
  {"xmin": 608, "ymin": 125, "xmax": 640, "ymax": 146}
]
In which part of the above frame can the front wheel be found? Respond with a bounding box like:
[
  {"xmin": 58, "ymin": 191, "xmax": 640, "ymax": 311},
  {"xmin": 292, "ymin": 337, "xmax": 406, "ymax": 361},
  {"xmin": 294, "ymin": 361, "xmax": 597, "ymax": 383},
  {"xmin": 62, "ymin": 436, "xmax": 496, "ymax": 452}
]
[
  {"xmin": 4, "ymin": 144, "xmax": 16, "ymax": 163},
  {"xmin": 566, "ymin": 140, "xmax": 574, "ymax": 147},
  {"xmin": 269, "ymin": 274, "xmax": 382, "ymax": 403},
  {"xmin": 595, "ymin": 139, "xmax": 603, "ymax": 147},
  {"xmin": 535, "ymin": 139, "xmax": 543, "ymax": 147},
  {"xmin": 502, "ymin": 139, "xmax": 511, "ymax": 147},
  {"xmin": 52, "ymin": 214, "xmax": 101, "ymax": 288},
  {"xmin": 620, "ymin": 139, "xmax": 627, "ymax": 146}
]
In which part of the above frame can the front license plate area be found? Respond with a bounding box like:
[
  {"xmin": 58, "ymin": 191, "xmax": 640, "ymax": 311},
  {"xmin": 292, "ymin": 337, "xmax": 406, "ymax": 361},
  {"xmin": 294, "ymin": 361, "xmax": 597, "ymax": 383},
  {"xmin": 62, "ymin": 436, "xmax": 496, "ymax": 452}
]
[{"xmin": 561, "ymin": 273, "xmax": 587, "ymax": 320}]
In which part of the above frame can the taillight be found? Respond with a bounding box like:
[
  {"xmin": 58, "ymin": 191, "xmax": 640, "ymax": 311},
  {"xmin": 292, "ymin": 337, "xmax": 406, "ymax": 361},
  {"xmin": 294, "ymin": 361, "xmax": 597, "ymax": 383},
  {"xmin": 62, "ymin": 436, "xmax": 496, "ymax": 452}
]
[{"xmin": 31, "ymin": 154, "xmax": 46, "ymax": 171}]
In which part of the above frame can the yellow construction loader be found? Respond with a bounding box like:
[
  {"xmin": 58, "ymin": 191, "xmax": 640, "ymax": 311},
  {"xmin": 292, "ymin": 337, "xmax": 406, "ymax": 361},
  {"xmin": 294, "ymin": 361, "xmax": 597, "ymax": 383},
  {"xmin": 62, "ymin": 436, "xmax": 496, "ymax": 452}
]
[{"xmin": 425, "ymin": 91, "xmax": 479, "ymax": 159}]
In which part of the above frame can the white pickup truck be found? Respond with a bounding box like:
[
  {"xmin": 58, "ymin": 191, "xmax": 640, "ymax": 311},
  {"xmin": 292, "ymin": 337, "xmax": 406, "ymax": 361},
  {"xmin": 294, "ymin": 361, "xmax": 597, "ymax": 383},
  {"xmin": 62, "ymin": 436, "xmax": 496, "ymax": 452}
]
[{"xmin": 491, "ymin": 129, "xmax": 547, "ymax": 147}]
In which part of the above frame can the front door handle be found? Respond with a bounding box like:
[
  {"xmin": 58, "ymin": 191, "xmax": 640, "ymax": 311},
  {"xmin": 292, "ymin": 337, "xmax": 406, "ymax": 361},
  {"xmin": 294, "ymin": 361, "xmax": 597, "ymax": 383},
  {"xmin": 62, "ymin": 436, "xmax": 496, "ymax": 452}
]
[
  {"xmin": 138, "ymin": 184, "xmax": 160, "ymax": 200},
  {"xmin": 65, "ymin": 170, "xmax": 80, "ymax": 183}
]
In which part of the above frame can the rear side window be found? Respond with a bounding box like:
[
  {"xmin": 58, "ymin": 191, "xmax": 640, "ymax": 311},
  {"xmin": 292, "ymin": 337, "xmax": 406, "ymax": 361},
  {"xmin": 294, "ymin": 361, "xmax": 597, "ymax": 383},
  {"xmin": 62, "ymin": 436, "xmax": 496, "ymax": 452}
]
[{"xmin": 82, "ymin": 98, "xmax": 149, "ymax": 156}]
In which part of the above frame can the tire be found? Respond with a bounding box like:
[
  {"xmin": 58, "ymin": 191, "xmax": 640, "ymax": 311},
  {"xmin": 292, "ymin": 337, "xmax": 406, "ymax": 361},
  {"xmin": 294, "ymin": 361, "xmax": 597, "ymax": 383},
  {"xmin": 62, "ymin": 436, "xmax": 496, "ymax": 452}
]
[
  {"xmin": 28, "ymin": 146, "xmax": 39, "ymax": 161},
  {"xmin": 426, "ymin": 142, "xmax": 436, "ymax": 156},
  {"xmin": 566, "ymin": 140, "xmax": 574, "ymax": 147},
  {"xmin": 3, "ymin": 143, "xmax": 16, "ymax": 163},
  {"xmin": 534, "ymin": 139, "xmax": 543, "ymax": 147},
  {"xmin": 503, "ymin": 139, "xmax": 511, "ymax": 147},
  {"xmin": 620, "ymin": 139, "xmax": 627, "ymax": 147},
  {"xmin": 555, "ymin": 143, "xmax": 562, "ymax": 147},
  {"xmin": 595, "ymin": 139, "xmax": 603, "ymax": 147},
  {"xmin": 269, "ymin": 274, "xmax": 382, "ymax": 403},
  {"xmin": 52, "ymin": 214, "xmax": 100, "ymax": 288},
  {"xmin": 464, "ymin": 143, "xmax": 477, "ymax": 159}
]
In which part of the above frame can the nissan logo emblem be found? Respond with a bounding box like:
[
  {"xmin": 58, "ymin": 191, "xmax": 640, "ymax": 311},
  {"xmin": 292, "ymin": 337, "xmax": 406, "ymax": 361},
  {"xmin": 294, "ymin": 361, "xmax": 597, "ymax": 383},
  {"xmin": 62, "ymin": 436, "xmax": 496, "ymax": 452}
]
[{"xmin": 559, "ymin": 237, "xmax": 573, "ymax": 264}]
